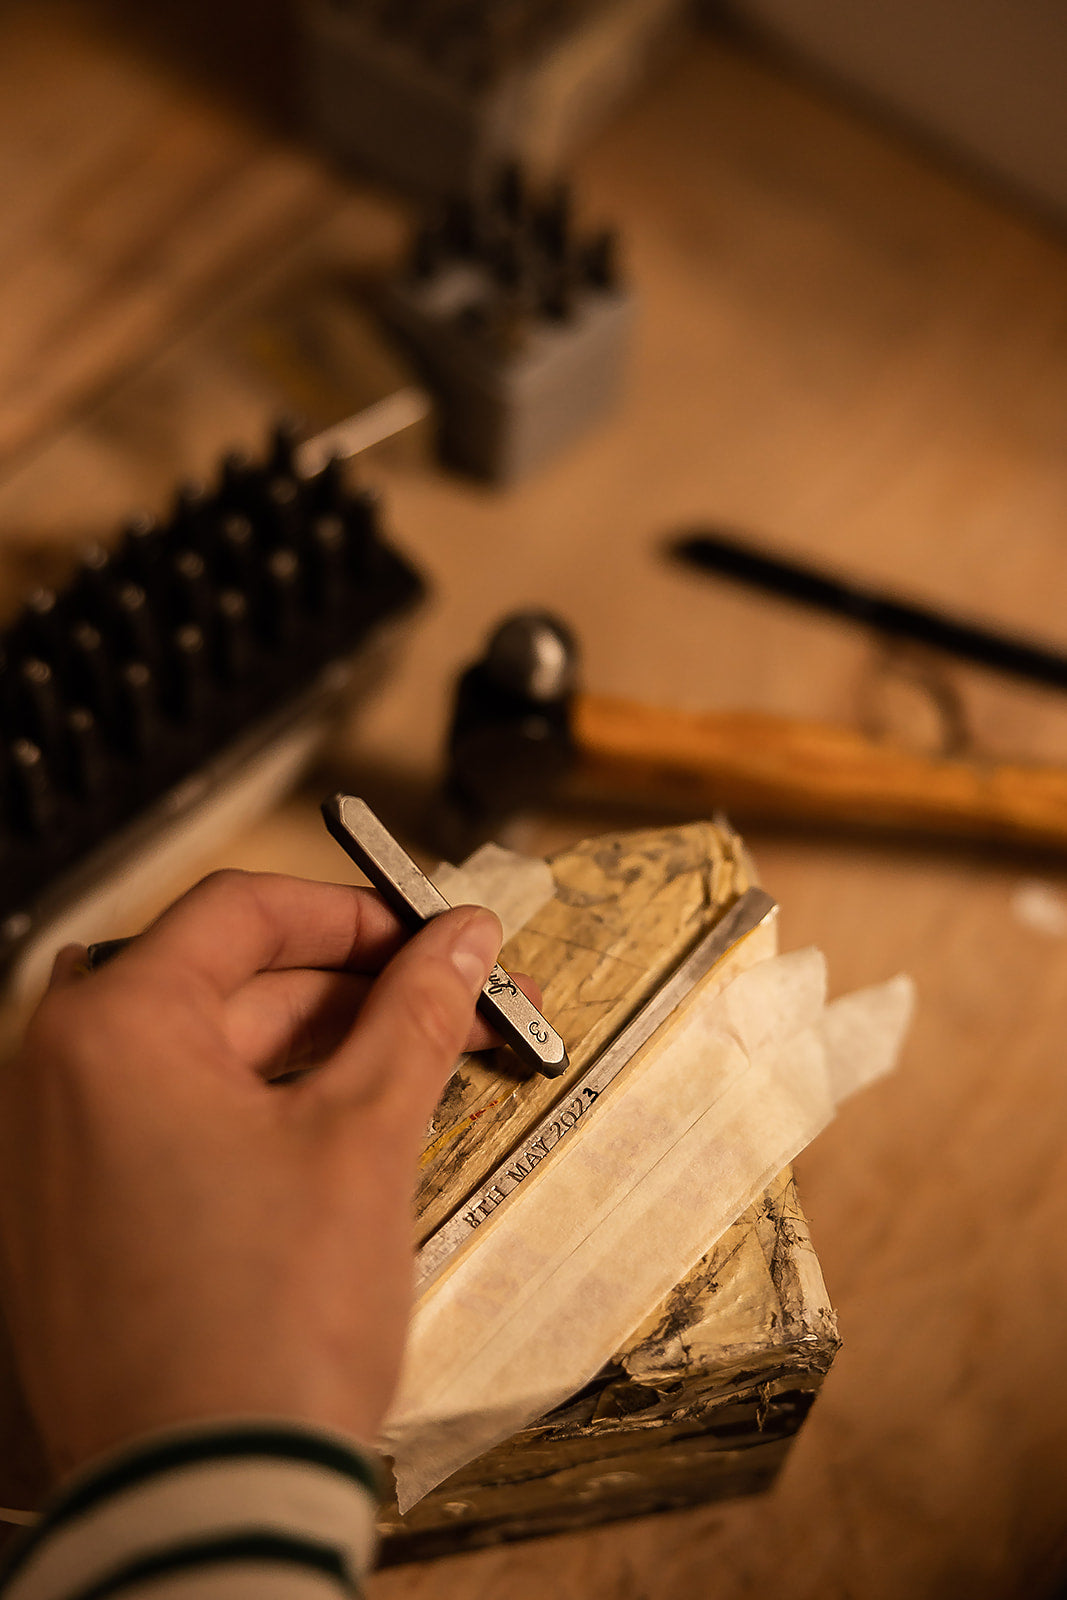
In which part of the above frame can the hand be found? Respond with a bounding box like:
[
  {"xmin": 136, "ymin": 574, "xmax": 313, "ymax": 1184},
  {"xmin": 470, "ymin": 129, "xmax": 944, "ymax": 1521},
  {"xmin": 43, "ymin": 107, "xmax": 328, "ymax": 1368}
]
[{"xmin": 0, "ymin": 869, "xmax": 515, "ymax": 1478}]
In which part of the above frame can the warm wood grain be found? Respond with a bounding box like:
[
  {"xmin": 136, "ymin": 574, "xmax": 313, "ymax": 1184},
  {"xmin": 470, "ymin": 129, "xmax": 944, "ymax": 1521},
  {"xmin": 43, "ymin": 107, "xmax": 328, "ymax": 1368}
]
[
  {"xmin": 0, "ymin": 4, "xmax": 337, "ymax": 474},
  {"xmin": 575, "ymin": 693, "xmax": 1067, "ymax": 850},
  {"xmin": 1, "ymin": 2, "xmax": 1067, "ymax": 1595}
]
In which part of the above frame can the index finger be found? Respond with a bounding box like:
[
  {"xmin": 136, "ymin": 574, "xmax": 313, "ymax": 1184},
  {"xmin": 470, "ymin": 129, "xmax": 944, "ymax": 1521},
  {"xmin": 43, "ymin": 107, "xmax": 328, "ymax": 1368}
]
[{"xmin": 128, "ymin": 870, "xmax": 408, "ymax": 997}]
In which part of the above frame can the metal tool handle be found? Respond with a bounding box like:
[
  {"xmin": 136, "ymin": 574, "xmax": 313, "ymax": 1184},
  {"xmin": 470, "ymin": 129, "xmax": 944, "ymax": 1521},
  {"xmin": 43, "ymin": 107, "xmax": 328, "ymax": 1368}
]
[
  {"xmin": 671, "ymin": 530, "xmax": 1067, "ymax": 692},
  {"xmin": 321, "ymin": 794, "xmax": 568, "ymax": 1077}
]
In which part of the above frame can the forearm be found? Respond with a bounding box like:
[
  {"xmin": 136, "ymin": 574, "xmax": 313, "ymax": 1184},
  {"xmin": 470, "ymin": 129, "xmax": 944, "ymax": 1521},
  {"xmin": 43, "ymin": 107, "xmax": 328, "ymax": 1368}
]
[{"xmin": 0, "ymin": 1421, "xmax": 380, "ymax": 1600}]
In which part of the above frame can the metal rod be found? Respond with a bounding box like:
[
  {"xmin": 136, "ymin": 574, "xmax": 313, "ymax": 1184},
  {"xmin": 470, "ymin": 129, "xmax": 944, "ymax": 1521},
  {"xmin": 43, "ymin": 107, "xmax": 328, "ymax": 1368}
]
[
  {"xmin": 321, "ymin": 794, "xmax": 568, "ymax": 1078},
  {"xmin": 296, "ymin": 388, "xmax": 431, "ymax": 478},
  {"xmin": 671, "ymin": 529, "xmax": 1067, "ymax": 691}
]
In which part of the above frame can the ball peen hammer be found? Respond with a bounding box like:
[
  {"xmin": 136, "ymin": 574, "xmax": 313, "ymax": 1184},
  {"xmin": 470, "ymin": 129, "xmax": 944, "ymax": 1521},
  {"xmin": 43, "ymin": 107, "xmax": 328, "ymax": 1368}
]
[{"xmin": 443, "ymin": 613, "xmax": 1067, "ymax": 852}]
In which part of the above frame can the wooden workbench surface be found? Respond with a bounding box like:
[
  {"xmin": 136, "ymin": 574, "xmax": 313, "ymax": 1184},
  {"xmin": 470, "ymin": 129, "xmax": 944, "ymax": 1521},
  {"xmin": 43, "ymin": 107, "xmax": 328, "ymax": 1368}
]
[{"xmin": 2, "ymin": 3, "xmax": 1067, "ymax": 1595}]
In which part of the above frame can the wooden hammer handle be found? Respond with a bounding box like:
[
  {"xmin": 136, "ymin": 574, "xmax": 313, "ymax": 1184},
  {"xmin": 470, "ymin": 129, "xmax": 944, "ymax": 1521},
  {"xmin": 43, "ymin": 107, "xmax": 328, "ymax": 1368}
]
[{"xmin": 575, "ymin": 693, "xmax": 1067, "ymax": 851}]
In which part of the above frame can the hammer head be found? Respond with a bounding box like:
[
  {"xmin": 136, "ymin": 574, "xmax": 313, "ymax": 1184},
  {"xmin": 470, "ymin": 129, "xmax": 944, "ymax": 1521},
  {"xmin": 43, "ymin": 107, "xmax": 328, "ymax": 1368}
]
[{"xmin": 442, "ymin": 611, "xmax": 578, "ymax": 844}]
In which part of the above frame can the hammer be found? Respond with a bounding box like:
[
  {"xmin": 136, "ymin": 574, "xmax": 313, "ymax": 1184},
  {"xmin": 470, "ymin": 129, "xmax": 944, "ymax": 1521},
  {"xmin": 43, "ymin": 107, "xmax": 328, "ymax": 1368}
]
[{"xmin": 442, "ymin": 612, "xmax": 1067, "ymax": 852}]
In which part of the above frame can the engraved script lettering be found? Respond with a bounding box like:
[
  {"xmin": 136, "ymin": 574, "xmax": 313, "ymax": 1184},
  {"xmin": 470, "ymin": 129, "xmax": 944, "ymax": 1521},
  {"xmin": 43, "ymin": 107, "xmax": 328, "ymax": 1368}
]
[{"xmin": 485, "ymin": 967, "xmax": 517, "ymax": 999}]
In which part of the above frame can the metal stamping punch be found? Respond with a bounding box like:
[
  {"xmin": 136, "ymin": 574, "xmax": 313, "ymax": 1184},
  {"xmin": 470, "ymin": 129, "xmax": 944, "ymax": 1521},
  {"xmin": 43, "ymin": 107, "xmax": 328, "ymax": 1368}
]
[{"xmin": 321, "ymin": 794, "xmax": 569, "ymax": 1079}]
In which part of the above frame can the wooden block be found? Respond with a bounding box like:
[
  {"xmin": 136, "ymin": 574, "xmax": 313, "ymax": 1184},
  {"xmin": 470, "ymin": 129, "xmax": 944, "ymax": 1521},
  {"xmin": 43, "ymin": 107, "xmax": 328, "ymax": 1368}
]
[{"xmin": 379, "ymin": 820, "xmax": 840, "ymax": 1563}]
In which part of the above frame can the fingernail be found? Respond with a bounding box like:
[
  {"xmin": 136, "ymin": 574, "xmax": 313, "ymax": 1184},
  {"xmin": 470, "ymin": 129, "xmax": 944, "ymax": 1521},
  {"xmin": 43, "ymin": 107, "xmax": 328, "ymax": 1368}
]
[{"xmin": 449, "ymin": 909, "xmax": 502, "ymax": 993}]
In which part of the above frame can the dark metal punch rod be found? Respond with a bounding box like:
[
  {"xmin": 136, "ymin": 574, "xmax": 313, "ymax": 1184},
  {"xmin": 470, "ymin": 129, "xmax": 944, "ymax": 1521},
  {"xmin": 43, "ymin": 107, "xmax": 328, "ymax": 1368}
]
[
  {"xmin": 322, "ymin": 794, "xmax": 568, "ymax": 1079},
  {"xmin": 671, "ymin": 529, "xmax": 1067, "ymax": 692}
]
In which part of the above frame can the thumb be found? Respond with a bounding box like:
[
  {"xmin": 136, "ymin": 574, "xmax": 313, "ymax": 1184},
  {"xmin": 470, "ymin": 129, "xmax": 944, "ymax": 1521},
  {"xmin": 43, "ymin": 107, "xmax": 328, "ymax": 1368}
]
[
  {"xmin": 315, "ymin": 905, "xmax": 502, "ymax": 1124},
  {"xmin": 47, "ymin": 944, "xmax": 91, "ymax": 991}
]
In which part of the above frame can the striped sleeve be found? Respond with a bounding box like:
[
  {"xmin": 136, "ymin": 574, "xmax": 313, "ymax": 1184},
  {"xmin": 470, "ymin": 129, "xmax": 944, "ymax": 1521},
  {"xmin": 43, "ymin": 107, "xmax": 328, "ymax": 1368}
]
[{"xmin": 0, "ymin": 1421, "xmax": 381, "ymax": 1600}]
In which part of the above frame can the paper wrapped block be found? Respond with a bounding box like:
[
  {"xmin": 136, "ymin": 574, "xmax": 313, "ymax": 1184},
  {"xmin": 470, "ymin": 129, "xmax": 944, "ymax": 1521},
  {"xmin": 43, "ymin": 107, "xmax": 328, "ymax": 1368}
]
[
  {"xmin": 377, "ymin": 822, "xmax": 913, "ymax": 1561},
  {"xmin": 385, "ymin": 948, "xmax": 913, "ymax": 1509}
]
